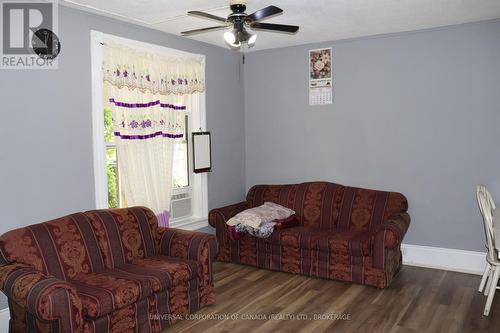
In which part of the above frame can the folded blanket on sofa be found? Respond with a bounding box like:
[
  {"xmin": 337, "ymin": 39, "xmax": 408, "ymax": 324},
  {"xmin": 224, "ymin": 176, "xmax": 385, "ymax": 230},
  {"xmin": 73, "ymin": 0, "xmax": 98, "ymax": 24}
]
[
  {"xmin": 235, "ymin": 215, "xmax": 300, "ymax": 238},
  {"xmin": 226, "ymin": 203, "xmax": 297, "ymax": 239},
  {"xmin": 226, "ymin": 202, "xmax": 295, "ymax": 228},
  {"xmin": 235, "ymin": 220, "xmax": 276, "ymax": 238}
]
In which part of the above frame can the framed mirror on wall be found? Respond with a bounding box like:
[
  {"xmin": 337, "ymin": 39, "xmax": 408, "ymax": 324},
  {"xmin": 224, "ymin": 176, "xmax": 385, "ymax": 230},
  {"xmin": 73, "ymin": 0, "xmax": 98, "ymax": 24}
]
[{"xmin": 192, "ymin": 132, "xmax": 212, "ymax": 173}]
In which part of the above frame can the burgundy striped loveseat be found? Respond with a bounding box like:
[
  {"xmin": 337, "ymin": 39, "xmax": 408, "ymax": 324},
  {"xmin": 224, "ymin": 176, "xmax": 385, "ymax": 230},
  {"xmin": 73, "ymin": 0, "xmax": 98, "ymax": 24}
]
[
  {"xmin": 0, "ymin": 207, "xmax": 216, "ymax": 333},
  {"xmin": 209, "ymin": 182, "xmax": 410, "ymax": 288}
]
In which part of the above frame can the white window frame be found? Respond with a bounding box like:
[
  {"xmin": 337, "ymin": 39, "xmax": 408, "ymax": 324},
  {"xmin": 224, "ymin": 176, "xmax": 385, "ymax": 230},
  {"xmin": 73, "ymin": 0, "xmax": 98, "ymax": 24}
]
[{"xmin": 90, "ymin": 30, "xmax": 208, "ymax": 229}]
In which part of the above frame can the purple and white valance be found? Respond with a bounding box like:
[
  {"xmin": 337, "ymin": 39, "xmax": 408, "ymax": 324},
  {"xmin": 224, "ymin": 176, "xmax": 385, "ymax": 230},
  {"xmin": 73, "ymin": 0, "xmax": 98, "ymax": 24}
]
[{"xmin": 103, "ymin": 42, "xmax": 205, "ymax": 95}]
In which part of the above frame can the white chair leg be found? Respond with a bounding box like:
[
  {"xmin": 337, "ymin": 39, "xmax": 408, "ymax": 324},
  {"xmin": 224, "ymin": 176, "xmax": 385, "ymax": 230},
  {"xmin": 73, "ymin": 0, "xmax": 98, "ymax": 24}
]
[
  {"xmin": 485, "ymin": 268, "xmax": 494, "ymax": 296},
  {"xmin": 480, "ymin": 264, "xmax": 491, "ymax": 293},
  {"xmin": 484, "ymin": 266, "xmax": 500, "ymax": 316}
]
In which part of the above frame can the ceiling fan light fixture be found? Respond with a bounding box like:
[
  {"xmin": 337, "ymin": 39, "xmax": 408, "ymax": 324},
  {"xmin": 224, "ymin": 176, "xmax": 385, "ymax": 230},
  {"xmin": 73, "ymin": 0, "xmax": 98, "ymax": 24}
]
[
  {"xmin": 223, "ymin": 28, "xmax": 256, "ymax": 48},
  {"xmin": 224, "ymin": 30, "xmax": 241, "ymax": 48},
  {"xmin": 224, "ymin": 31, "xmax": 236, "ymax": 44},
  {"xmin": 247, "ymin": 33, "xmax": 257, "ymax": 47}
]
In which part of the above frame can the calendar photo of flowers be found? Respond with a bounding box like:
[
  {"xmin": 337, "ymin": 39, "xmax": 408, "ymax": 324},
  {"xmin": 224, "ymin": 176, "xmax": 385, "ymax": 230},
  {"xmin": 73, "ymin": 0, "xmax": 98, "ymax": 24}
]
[{"xmin": 309, "ymin": 48, "xmax": 332, "ymax": 81}]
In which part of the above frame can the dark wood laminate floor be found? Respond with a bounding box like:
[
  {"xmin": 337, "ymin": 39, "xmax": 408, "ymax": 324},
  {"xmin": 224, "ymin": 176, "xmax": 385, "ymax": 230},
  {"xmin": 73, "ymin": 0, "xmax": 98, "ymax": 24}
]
[{"xmin": 165, "ymin": 262, "xmax": 500, "ymax": 333}]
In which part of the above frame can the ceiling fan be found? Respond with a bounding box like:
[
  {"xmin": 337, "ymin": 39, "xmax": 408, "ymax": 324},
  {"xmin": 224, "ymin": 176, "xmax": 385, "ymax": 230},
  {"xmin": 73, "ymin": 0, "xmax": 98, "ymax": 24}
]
[{"xmin": 181, "ymin": 0, "xmax": 299, "ymax": 49}]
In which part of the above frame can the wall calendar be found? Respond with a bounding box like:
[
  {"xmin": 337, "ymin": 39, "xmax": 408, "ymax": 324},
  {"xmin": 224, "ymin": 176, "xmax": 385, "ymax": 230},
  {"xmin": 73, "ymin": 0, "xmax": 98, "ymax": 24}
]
[{"xmin": 309, "ymin": 48, "xmax": 333, "ymax": 106}]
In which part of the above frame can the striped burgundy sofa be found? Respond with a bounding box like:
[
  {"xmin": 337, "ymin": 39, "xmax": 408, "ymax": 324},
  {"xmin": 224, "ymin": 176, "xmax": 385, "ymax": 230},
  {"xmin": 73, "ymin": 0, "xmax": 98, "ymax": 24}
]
[
  {"xmin": 0, "ymin": 207, "xmax": 216, "ymax": 333},
  {"xmin": 209, "ymin": 182, "xmax": 410, "ymax": 289}
]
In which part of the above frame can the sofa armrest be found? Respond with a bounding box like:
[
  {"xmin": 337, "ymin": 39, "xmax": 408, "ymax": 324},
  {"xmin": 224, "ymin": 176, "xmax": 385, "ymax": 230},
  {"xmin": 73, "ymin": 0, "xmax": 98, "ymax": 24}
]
[
  {"xmin": 158, "ymin": 228, "xmax": 217, "ymax": 283},
  {"xmin": 0, "ymin": 263, "xmax": 83, "ymax": 332},
  {"xmin": 208, "ymin": 201, "xmax": 248, "ymax": 227},
  {"xmin": 371, "ymin": 212, "xmax": 410, "ymax": 269},
  {"xmin": 373, "ymin": 212, "xmax": 411, "ymax": 249},
  {"xmin": 208, "ymin": 201, "xmax": 248, "ymax": 246}
]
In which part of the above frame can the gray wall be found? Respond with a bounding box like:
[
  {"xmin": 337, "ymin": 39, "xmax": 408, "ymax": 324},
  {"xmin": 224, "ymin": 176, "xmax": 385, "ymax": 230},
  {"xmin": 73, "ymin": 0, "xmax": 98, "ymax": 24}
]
[
  {"xmin": 0, "ymin": 6, "xmax": 246, "ymax": 235},
  {"xmin": 244, "ymin": 20, "xmax": 500, "ymax": 252}
]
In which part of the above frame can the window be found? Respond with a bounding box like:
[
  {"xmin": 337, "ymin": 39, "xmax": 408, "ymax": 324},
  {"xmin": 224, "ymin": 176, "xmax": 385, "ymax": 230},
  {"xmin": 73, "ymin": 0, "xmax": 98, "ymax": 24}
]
[
  {"xmin": 104, "ymin": 109, "xmax": 192, "ymax": 213},
  {"xmin": 104, "ymin": 107, "xmax": 120, "ymax": 209},
  {"xmin": 92, "ymin": 31, "xmax": 208, "ymax": 227},
  {"xmin": 172, "ymin": 115, "xmax": 189, "ymax": 189}
]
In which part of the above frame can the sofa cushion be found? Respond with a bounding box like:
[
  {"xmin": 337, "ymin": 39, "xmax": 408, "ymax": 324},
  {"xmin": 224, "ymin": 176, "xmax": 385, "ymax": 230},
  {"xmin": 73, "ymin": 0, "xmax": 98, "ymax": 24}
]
[
  {"xmin": 337, "ymin": 187, "xmax": 408, "ymax": 232},
  {"xmin": 84, "ymin": 207, "xmax": 161, "ymax": 270},
  {"xmin": 270, "ymin": 227, "xmax": 372, "ymax": 256},
  {"xmin": 0, "ymin": 213, "xmax": 106, "ymax": 280},
  {"xmin": 71, "ymin": 255, "xmax": 198, "ymax": 318},
  {"xmin": 128, "ymin": 255, "xmax": 199, "ymax": 287},
  {"xmin": 246, "ymin": 183, "xmax": 346, "ymax": 229}
]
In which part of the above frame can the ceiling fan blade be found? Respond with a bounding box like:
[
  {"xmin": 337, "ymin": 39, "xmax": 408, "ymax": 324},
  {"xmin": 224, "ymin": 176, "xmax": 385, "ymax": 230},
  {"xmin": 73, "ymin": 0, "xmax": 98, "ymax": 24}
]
[
  {"xmin": 181, "ymin": 25, "xmax": 229, "ymax": 36},
  {"xmin": 188, "ymin": 11, "xmax": 227, "ymax": 23},
  {"xmin": 250, "ymin": 22, "xmax": 299, "ymax": 33},
  {"xmin": 246, "ymin": 5, "xmax": 283, "ymax": 22}
]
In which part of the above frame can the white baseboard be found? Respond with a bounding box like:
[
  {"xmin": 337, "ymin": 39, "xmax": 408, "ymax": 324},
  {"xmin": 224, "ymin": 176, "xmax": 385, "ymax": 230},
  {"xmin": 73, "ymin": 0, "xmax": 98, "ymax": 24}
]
[
  {"xmin": 0, "ymin": 308, "xmax": 9, "ymax": 333},
  {"xmin": 402, "ymin": 243, "xmax": 487, "ymax": 275}
]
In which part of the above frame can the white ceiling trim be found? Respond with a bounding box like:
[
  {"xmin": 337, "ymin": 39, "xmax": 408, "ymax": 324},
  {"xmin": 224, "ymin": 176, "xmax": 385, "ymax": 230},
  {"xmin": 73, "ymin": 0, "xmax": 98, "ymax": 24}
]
[
  {"xmin": 150, "ymin": 6, "xmax": 229, "ymax": 26},
  {"xmin": 63, "ymin": 0, "xmax": 150, "ymax": 25},
  {"xmin": 63, "ymin": 0, "xmax": 229, "ymax": 26}
]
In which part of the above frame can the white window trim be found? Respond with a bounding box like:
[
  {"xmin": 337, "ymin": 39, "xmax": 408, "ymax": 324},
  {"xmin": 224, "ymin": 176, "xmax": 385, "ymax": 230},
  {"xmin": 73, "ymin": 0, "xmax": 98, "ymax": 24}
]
[{"xmin": 90, "ymin": 30, "xmax": 208, "ymax": 229}]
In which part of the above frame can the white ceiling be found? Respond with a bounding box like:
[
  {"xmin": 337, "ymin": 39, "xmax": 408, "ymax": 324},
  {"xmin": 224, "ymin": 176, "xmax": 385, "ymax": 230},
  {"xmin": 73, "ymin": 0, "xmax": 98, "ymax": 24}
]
[{"xmin": 63, "ymin": 0, "xmax": 500, "ymax": 51}]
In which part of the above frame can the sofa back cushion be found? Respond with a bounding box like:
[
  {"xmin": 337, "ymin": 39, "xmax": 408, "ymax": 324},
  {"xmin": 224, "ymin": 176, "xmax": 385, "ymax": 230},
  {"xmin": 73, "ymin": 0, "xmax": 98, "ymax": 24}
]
[
  {"xmin": 246, "ymin": 182, "xmax": 340, "ymax": 229},
  {"xmin": 0, "ymin": 213, "xmax": 105, "ymax": 280},
  {"xmin": 84, "ymin": 207, "xmax": 161, "ymax": 269},
  {"xmin": 338, "ymin": 186, "xmax": 408, "ymax": 232},
  {"xmin": 246, "ymin": 182, "xmax": 407, "ymax": 232}
]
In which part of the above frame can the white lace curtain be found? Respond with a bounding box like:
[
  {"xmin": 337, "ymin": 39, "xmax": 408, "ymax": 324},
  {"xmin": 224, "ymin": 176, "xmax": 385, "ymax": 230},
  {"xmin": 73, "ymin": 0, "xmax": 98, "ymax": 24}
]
[{"xmin": 103, "ymin": 42, "xmax": 204, "ymax": 227}]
